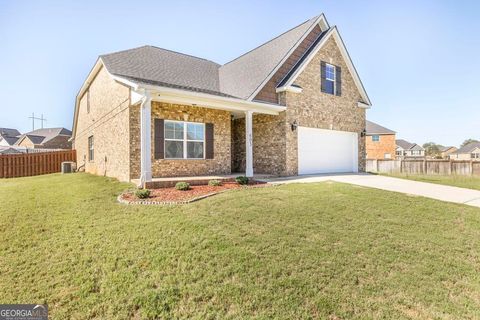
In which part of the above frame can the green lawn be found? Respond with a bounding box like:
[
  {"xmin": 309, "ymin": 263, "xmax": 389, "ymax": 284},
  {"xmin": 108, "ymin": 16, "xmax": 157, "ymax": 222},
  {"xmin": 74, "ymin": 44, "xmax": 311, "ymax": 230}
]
[
  {"xmin": 1, "ymin": 174, "xmax": 480, "ymax": 319},
  {"xmin": 381, "ymin": 173, "xmax": 480, "ymax": 191}
]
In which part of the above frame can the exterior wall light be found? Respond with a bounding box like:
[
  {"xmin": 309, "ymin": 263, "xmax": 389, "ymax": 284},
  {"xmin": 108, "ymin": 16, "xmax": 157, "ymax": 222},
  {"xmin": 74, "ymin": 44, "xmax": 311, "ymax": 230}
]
[{"xmin": 291, "ymin": 120, "xmax": 298, "ymax": 131}]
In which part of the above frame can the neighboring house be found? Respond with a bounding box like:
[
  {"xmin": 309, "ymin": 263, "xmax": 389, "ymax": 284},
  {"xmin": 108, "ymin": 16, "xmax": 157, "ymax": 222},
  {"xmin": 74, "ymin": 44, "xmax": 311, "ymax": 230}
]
[
  {"xmin": 0, "ymin": 128, "xmax": 21, "ymax": 146},
  {"xmin": 396, "ymin": 139, "xmax": 425, "ymax": 159},
  {"xmin": 450, "ymin": 142, "xmax": 480, "ymax": 161},
  {"xmin": 365, "ymin": 120, "xmax": 396, "ymax": 160},
  {"xmin": 439, "ymin": 146, "xmax": 457, "ymax": 159},
  {"xmin": 0, "ymin": 146, "xmax": 23, "ymax": 154},
  {"xmin": 72, "ymin": 14, "xmax": 372, "ymax": 184},
  {"xmin": 15, "ymin": 128, "xmax": 72, "ymax": 149}
]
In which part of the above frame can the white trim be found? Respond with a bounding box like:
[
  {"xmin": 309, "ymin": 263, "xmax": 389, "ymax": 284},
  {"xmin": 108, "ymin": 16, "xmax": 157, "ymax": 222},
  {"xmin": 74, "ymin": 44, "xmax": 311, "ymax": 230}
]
[
  {"xmin": 247, "ymin": 14, "xmax": 330, "ymax": 101},
  {"xmin": 282, "ymin": 26, "xmax": 372, "ymax": 106},
  {"xmin": 275, "ymin": 86, "xmax": 303, "ymax": 94},
  {"xmin": 139, "ymin": 93, "xmax": 152, "ymax": 186},
  {"xmin": 357, "ymin": 102, "xmax": 371, "ymax": 109},
  {"xmin": 245, "ymin": 110, "xmax": 254, "ymax": 177}
]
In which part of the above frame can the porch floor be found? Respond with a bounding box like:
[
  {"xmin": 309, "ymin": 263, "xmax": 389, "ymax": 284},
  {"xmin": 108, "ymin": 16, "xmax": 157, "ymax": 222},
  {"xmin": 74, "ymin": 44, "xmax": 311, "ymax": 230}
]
[{"xmin": 134, "ymin": 173, "xmax": 276, "ymax": 189}]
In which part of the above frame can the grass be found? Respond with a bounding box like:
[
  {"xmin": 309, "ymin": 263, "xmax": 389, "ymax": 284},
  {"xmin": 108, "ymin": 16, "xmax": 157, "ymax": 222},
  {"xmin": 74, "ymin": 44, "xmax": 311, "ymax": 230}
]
[
  {"xmin": 380, "ymin": 173, "xmax": 480, "ymax": 191},
  {"xmin": 1, "ymin": 173, "xmax": 480, "ymax": 319}
]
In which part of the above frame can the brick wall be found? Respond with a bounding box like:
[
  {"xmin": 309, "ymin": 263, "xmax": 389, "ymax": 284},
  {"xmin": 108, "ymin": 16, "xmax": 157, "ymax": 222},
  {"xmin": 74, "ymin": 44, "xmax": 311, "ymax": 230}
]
[
  {"xmin": 366, "ymin": 134, "xmax": 396, "ymax": 160},
  {"xmin": 130, "ymin": 102, "xmax": 232, "ymax": 179},
  {"xmin": 73, "ymin": 66, "xmax": 131, "ymax": 182}
]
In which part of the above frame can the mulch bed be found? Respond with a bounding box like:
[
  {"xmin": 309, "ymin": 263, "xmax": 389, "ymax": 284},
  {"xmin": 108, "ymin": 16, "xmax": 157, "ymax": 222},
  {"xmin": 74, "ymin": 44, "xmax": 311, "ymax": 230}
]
[{"xmin": 119, "ymin": 181, "xmax": 268, "ymax": 205}]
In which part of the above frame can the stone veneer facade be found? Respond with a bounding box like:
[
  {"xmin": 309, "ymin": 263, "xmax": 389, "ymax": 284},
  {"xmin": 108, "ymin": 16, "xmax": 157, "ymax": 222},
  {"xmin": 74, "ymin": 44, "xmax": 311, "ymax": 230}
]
[
  {"xmin": 232, "ymin": 36, "xmax": 367, "ymax": 175},
  {"xmin": 75, "ymin": 32, "xmax": 366, "ymax": 182}
]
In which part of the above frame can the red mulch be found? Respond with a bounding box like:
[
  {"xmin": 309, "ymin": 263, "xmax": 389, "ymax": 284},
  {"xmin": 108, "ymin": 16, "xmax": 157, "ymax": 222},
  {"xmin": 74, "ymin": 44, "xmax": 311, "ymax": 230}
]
[{"xmin": 121, "ymin": 181, "xmax": 267, "ymax": 203}]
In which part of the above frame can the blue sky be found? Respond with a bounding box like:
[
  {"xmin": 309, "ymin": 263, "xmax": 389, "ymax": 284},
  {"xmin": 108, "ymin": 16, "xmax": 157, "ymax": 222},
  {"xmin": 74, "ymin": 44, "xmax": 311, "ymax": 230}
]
[{"xmin": 1, "ymin": 0, "xmax": 479, "ymax": 146}]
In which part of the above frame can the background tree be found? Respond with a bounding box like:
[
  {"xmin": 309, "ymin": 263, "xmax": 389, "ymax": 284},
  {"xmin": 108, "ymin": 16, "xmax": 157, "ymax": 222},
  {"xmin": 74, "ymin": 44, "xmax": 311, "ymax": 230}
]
[
  {"xmin": 461, "ymin": 139, "xmax": 479, "ymax": 148},
  {"xmin": 422, "ymin": 142, "xmax": 441, "ymax": 158}
]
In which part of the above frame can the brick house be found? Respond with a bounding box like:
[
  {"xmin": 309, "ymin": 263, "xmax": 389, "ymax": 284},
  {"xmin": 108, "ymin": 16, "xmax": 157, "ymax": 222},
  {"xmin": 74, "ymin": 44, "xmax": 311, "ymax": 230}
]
[
  {"xmin": 15, "ymin": 128, "xmax": 72, "ymax": 149},
  {"xmin": 72, "ymin": 14, "xmax": 372, "ymax": 185},
  {"xmin": 365, "ymin": 121, "xmax": 396, "ymax": 160}
]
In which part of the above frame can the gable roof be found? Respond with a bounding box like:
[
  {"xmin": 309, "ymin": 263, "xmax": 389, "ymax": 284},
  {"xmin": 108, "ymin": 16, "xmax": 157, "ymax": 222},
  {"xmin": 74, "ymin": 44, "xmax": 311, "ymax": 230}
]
[
  {"xmin": 365, "ymin": 120, "xmax": 395, "ymax": 135},
  {"xmin": 15, "ymin": 128, "xmax": 71, "ymax": 146},
  {"xmin": 455, "ymin": 142, "xmax": 480, "ymax": 154},
  {"xmin": 219, "ymin": 15, "xmax": 324, "ymax": 100},
  {"xmin": 101, "ymin": 46, "xmax": 230, "ymax": 98},
  {"xmin": 0, "ymin": 128, "xmax": 20, "ymax": 137},
  {"xmin": 396, "ymin": 139, "xmax": 424, "ymax": 151},
  {"xmin": 439, "ymin": 146, "xmax": 456, "ymax": 152},
  {"xmin": 0, "ymin": 135, "xmax": 20, "ymax": 146}
]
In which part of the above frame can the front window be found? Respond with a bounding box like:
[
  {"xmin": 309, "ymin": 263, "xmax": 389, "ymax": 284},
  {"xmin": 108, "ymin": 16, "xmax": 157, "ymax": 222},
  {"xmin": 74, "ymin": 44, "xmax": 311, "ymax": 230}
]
[
  {"xmin": 384, "ymin": 153, "xmax": 391, "ymax": 159},
  {"xmin": 165, "ymin": 120, "xmax": 204, "ymax": 159},
  {"xmin": 396, "ymin": 150, "xmax": 402, "ymax": 156},
  {"xmin": 472, "ymin": 153, "xmax": 480, "ymax": 159},
  {"xmin": 88, "ymin": 136, "xmax": 94, "ymax": 161},
  {"xmin": 412, "ymin": 150, "xmax": 422, "ymax": 156},
  {"xmin": 372, "ymin": 135, "xmax": 380, "ymax": 142},
  {"xmin": 325, "ymin": 63, "xmax": 336, "ymax": 94}
]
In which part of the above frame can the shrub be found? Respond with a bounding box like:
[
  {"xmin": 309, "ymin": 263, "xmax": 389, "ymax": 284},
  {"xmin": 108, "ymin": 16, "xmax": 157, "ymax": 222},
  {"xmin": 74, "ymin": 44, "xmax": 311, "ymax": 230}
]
[
  {"xmin": 175, "ymin": 182, "xmax": 190, "ymax": 191},
  {"xmin": 235, "ymin": 176, "xmax": 249, "ymax": 185},
  {"xmin": 208, "ymin": 179, "xmax": 222, "ymax": 186},
  {"xmin": 135, "ymin": 189, "xmax": 151, "ymax": 199}
]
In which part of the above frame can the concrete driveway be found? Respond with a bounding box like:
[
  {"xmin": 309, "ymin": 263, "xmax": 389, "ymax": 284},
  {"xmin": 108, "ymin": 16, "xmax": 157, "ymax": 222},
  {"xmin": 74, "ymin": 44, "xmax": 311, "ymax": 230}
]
[{"xmin": 261, "ymin": 173, "xmax": 480, "ymax": 208}]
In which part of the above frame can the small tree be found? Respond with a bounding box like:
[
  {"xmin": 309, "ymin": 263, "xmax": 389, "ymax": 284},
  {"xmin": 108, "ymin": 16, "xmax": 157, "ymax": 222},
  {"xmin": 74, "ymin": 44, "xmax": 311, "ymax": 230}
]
[
  {"xmin": 422, "ymin": 142, "xmax": 441, "ymax": 157},
  {"xmin": 461, "ymin": 139, "xmax": 479, "ymax": 148}
]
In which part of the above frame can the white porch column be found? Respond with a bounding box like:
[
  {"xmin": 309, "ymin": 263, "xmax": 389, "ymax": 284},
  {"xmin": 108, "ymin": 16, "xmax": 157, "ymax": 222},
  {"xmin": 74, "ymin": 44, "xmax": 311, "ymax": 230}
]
[
  {"xmin": 140, "ymin": 92, "xmax": 152, "ymax": 186},
  {"xmin": 245, "ymin": 110, "xmax": 254, "ymax": 177}
]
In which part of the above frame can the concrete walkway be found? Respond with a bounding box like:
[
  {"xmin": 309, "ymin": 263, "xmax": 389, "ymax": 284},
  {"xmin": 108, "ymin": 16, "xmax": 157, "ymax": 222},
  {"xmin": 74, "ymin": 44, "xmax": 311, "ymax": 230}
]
[{"xmin": 261, "ymin": 173, "xmax": 480, "ymax": 208}]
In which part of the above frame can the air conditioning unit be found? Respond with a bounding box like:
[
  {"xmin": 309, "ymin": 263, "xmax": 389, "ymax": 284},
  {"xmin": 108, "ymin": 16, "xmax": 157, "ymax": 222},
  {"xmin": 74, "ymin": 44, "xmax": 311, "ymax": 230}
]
[{"xmin": 61, "ymin": 161, "xmax": 77, "ymax": 174}]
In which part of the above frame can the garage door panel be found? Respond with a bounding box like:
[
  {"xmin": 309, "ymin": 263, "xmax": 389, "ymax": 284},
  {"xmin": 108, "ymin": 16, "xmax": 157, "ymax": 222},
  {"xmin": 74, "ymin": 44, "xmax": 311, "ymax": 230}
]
[{"xmin": 298, "ymin": 127, "xmax": 358, "ymax": 175}]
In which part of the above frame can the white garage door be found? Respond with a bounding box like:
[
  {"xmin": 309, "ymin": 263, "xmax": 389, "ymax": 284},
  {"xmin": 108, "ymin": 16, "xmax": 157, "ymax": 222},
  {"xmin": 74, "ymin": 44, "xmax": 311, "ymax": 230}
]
[{"xmin": 298, "ymin": 127, "xmax": 358, "ymax": 175}]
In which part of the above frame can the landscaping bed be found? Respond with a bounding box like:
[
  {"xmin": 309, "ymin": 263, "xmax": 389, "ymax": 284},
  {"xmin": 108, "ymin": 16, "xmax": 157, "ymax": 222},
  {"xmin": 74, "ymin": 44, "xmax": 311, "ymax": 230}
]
[{"xmin": 119, "ymin": 180, "xmax": 268, "ymax": 204}]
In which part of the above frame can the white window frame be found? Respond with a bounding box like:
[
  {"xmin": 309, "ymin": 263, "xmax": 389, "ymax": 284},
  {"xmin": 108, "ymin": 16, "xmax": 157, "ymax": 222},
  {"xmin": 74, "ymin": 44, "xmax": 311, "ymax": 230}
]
[
  {"xmin": 472, "ymin": 153, "xmax": 480, "ymax": 159},
  {"xmin": 88, "ymin": 135, "xmax": 94, "ymax": 162},
  {"xmin": 164, "ymin": 120, "xmax": 205, "ymax": 160},
  {"xmin": 325, "ymin": 63, "xmax": 336, "ymax": 94},
  {"xmin": 372, "ymin": 135, "xmax": 380, "ymax": 142}
]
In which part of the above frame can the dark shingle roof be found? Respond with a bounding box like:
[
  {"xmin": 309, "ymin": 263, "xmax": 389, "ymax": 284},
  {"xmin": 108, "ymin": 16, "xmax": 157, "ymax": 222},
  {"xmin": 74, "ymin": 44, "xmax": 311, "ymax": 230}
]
[
  {"xmin": 365, "ymin": 120, "xmax": 395, "ymax": 135},
  {"xmin": 219, "ymin": 16, "xmax": 320, "ymax": 99},
  {"xmin": 0, "ymin": 128, "xmax": 20, "ymax": 137},
  {"xmin": 16, "ymin": 128, "xmax": 71, "ymax": 146},
  {"xmin": 396, "ymin": 139, "xmax": 415, "ymax": 150},
  {"xmin": 1, "ymin": 136, "xmax": 19, "ymax": 145},
  {"xmin": 456, "ymin": 142, "xmax": 480, "ymax": 154},
  {"xmin": 99, "ymin": 16, "xmax": 322, "ymax": 101},
  {"xmin": 101, "ymin": 46, "xmax": 226, "ymax": 97}
]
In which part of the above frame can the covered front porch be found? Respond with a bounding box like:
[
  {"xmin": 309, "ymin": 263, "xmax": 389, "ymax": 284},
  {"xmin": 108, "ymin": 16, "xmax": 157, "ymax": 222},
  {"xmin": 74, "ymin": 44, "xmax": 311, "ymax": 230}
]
[{"xmin": 131, "ymin": 84, "xmax": 286, "ymax": 187}]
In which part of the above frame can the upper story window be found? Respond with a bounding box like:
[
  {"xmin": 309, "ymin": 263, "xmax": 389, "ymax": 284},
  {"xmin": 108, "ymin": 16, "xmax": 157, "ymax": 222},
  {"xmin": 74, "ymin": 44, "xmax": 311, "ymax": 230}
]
[
  {"xmin": 372, "ymin": 135, "xmax": 380, "ymax": 142},
  {"xmin": 86, "ymin": 90, "xmax": 90, "ymax": 114},
  {"xmin": 165, "ymin": 120, "xmax": 205, "ymax": 159},
  {"xmin": 88, "ymin": 135, "xmax": 94, "ymax": 161},
  {"xmin": 411, "ymin": 150, "xmax": 422, "ymax": 156},
  {"xmin": 325, "ymin": 64, "xmax": 336, "ymax": 94},
  {"xmin": 472, "ymin": 153, "xmax": 480, "ymax": 159},
  {"xmin": 396, "ymin": 150, "xmax": 403, "ymax": 156}
]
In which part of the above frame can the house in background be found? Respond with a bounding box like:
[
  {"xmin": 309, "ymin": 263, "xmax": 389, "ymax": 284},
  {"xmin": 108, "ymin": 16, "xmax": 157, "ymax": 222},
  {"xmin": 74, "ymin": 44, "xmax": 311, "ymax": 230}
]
[
  {"xmin": 396, "ymin": 139, "xmax": 425, "ymax": 159},
  {"xmin": 439, "ymin": 146, "xmax": 457, "ymax": 159},
  {"xmin": 15, "ymin": 128, "xmax": 72, "ymax": 149},
  {"xmin": 450, "ymin": 142, "xmax": 480, "ymax": 161},
  {"xmin": 365, "ymin": 120, "xmax": 396, "ymax": 159},
  {"xmin": 71, "ymin": 14, "xmax": 372, "ymax": 185},
  {"xmin": 0, "ymin": 128, "xmax": 21, "ymax": 146}
]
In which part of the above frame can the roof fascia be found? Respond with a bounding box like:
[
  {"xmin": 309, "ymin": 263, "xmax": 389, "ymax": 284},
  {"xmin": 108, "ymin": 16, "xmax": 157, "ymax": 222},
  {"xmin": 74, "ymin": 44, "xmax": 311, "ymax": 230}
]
[{"xmin": 247, "ymin": 14, "xmax": 330, "ymax": 102}]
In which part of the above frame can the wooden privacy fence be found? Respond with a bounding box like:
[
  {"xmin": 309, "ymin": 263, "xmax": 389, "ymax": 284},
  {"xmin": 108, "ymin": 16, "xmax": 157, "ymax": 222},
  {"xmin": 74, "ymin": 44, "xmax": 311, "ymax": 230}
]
[
  {"xmin": 367, "ymin": 159, "xmax": 480, "ymax": 176},
  {"xmin": 0, "ymin": 150, "xmax": 76, "ymax": 178}
]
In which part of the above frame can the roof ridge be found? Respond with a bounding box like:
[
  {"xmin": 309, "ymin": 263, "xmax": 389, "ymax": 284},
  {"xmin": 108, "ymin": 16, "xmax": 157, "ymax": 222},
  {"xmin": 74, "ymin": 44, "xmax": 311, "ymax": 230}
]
[
  {"xmin": 221, "ymin": 15, "xmax": 319, "ymax": 67},
  {"xmin": 101, "ymin": 45, "xmax": 220, "ymax": 66}
]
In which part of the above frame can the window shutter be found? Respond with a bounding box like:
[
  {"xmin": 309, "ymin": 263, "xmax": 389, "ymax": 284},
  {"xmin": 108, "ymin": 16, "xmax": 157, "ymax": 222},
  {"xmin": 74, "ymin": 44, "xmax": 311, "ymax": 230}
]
[
  {"xmin": 205, "ymin": 123, "xmax": 214, "ymax": 159},
  {"xmin": 320, "ymin": 61, "xmax": 327, "ymax": 93},
  {"xmin": 154, "ymin": 119, "xmax": 164, "ymax": 159},
  {"xmin": 335, "ymin": 65, "xmax": 342, "ymax": 96}
]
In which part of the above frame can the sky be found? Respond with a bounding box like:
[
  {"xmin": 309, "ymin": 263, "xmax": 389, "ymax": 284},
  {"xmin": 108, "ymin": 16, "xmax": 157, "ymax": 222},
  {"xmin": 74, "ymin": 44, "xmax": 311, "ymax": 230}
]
[{"xmin": 0, "ymin": 0, "xmax": 479, "ymax": 147}]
